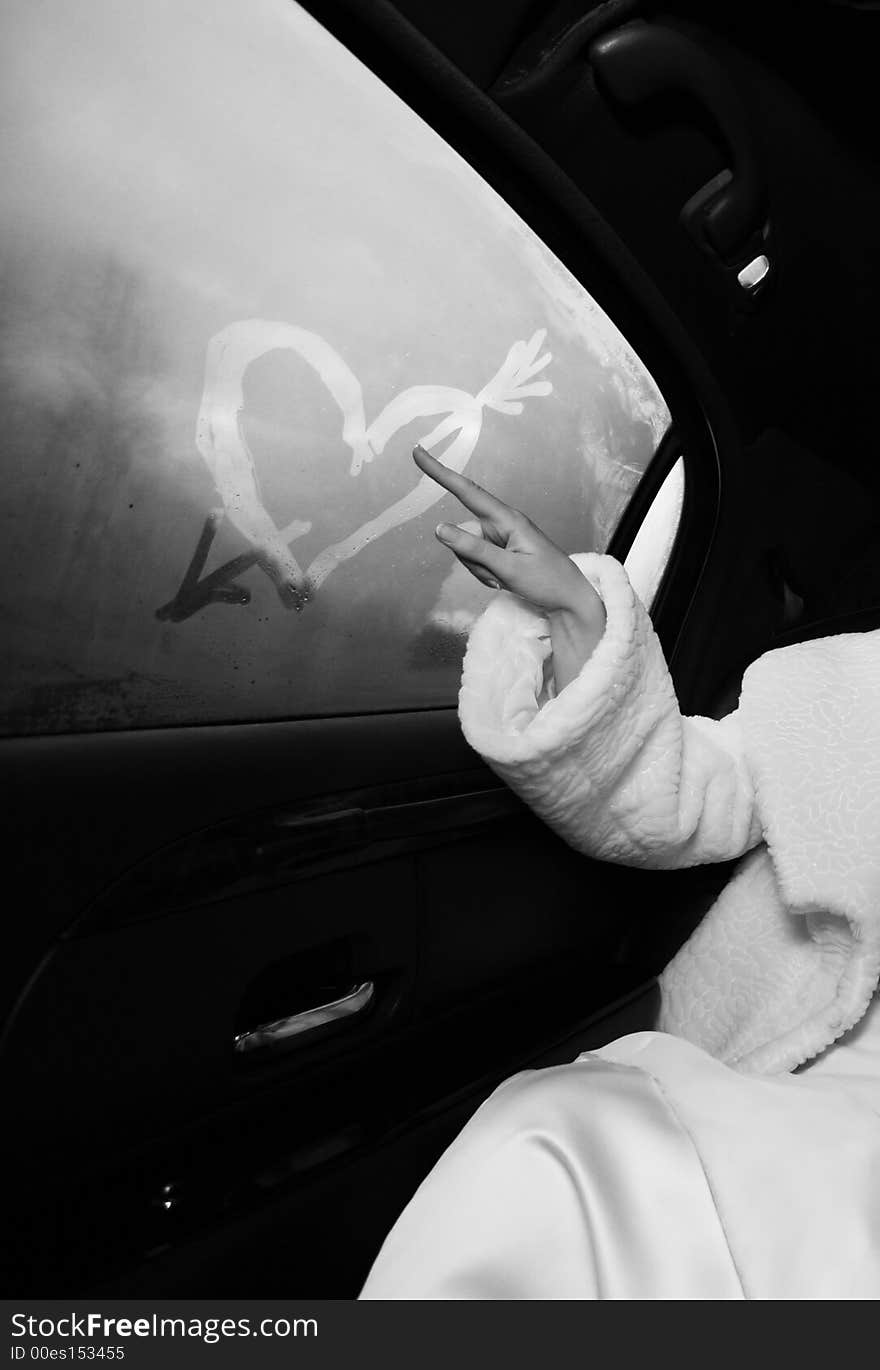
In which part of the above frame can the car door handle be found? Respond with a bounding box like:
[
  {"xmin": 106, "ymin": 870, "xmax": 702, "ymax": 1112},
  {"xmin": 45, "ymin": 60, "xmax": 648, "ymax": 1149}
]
[
  {"xmin": 590, "ymin": 21, "xmax": 768, "ymax": 266},
  {"xmin": 233, "ymin": 980, "xmax": 375, "ymax": 1056}
]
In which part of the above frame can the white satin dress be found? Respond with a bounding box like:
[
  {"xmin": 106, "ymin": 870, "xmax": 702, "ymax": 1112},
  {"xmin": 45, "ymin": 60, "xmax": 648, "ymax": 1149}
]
[{"xmin": 360, "ymin": 1000, "xmax": 880, "ymax": 1299}]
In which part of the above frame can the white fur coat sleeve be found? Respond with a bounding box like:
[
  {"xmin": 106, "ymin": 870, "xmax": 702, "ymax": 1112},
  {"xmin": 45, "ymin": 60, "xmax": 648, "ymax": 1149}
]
[{"xmin": 459, "ymin": 553, "xmax": 763, "ymax": 869}]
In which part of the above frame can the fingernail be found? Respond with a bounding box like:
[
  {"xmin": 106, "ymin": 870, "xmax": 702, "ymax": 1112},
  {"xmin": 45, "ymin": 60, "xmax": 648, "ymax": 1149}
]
[
  {"xmin": 413, "ymin": 444, "xmax": 428, "ymax": 458},
  {"xmin": 435, "ymin": 523, "xmax": 454, "ymax": 541}
]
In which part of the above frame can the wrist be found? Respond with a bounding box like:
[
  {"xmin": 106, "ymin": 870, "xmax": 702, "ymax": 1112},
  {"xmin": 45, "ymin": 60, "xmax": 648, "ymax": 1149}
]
[
  {"xmin": 547, "ymin": 597, "xmax": 606, "ymax": 692},
  {"xmin": 547, "ymin": 593, "xmax": 606, "ymax": 639}
]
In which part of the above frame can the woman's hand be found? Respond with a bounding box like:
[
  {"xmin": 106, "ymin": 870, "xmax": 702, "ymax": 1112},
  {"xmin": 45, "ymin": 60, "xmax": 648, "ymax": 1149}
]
[{"xmin": 414, "ymin": 444, "xmax": 606, "ymax": 688}]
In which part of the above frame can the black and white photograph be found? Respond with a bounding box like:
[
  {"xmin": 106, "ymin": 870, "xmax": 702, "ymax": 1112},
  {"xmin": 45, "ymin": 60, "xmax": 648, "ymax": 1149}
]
[{"xmin": 2, "ymin": 0, "xmax": 880, "ymax": 1335}]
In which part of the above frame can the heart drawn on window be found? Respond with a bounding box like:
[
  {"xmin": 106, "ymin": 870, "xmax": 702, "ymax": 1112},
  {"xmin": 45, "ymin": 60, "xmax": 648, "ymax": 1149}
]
[{"xmin": 158, "ymin": 320, "xmax": 552, "ymax": 621}]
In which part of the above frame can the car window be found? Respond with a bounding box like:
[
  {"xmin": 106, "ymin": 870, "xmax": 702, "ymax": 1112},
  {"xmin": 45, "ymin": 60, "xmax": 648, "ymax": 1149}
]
[
  {"xmin": 624, "ymin": 458, "xmax": 685, "ymax": 608},
  {"xmin": 0, "ymin": 0, "xmax": 674, "ymax": 737}
]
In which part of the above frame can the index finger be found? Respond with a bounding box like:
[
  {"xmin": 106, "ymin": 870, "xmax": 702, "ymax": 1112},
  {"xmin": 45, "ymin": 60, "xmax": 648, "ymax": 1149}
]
[{"xmin": 413, "ymin": 444, "xmax": 516, "ymax": 525}]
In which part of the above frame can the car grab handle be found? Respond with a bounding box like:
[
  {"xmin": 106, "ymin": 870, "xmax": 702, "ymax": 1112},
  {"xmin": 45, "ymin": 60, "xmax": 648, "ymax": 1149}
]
[{"xmin": 590, "ymin": 21, "xmax": 767, "ymax": 263}]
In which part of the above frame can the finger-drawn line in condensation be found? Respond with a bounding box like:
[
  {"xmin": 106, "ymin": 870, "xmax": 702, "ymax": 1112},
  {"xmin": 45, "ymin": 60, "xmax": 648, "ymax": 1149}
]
[{"xmin": 158, "ymin": 320, "xmax": 552, "ymax": 621}]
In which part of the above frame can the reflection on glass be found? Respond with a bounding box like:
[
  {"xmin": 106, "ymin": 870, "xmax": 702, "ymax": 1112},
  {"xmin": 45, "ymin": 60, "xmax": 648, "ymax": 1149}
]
[
  {"xmin": 624, "ymin": 459, "xmax": 685, "ymax": 608},
  {"xmin": 0, "ymin": 0, "xmax": 670, "ymax": 736}
]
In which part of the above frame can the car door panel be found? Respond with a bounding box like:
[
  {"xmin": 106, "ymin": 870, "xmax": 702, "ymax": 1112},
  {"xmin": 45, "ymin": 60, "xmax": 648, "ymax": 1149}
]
[{"xmin": 6, "ymin": 700, "xmax": 676, "ymax": 1293}]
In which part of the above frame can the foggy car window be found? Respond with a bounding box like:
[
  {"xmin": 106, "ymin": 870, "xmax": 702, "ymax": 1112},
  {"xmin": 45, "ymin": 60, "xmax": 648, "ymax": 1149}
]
[{"xmin": 0, "ymin": 0, "xmax": 672, "ymax": 736}]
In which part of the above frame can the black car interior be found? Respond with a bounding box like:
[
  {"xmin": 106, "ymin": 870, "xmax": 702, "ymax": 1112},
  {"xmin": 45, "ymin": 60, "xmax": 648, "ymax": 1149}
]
[{"xmin": 3, "ymin": 0, "xmax": 879, "ymax": 1296}]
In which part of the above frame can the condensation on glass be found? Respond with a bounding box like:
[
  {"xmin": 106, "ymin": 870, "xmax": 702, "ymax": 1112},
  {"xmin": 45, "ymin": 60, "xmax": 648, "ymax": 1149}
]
[{"xmin": 0, "ymin": 0, "xmax": 673, "ymax": 737}]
